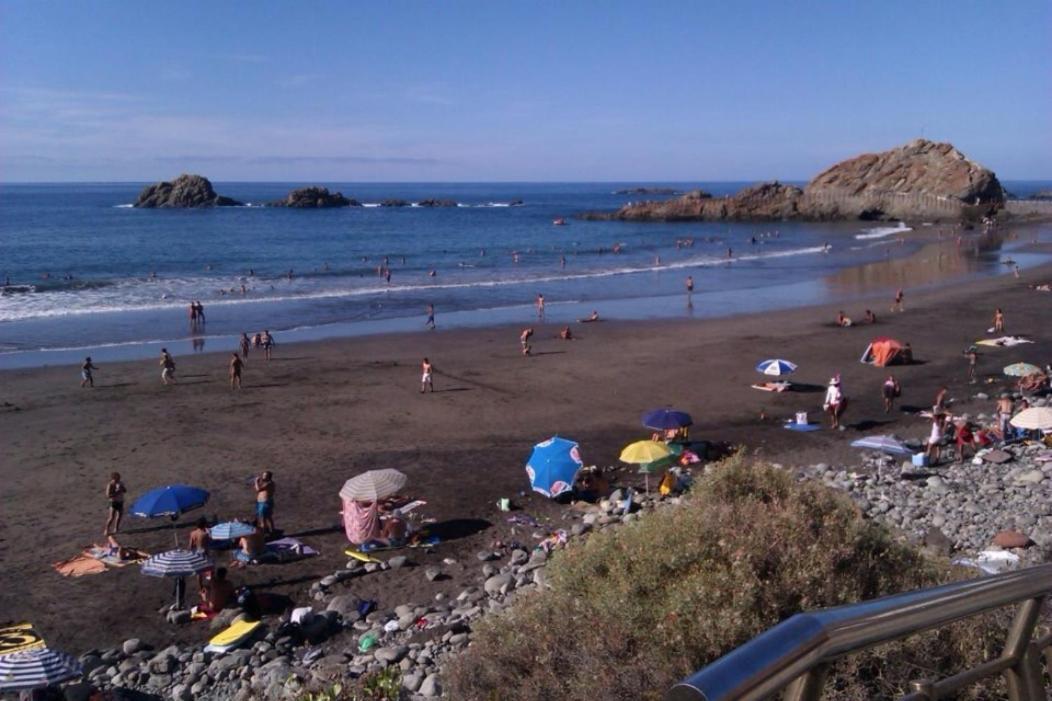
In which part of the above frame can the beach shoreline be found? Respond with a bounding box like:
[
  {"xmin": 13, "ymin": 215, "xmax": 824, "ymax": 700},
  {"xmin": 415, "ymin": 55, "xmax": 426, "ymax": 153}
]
[{"xmin": 2, "ymin": 259, "xmax": 1051, "ymax": 655}]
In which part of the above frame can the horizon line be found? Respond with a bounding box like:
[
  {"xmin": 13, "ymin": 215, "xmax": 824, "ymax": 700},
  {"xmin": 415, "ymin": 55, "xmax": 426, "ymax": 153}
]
[{"xmin": 3, "ymin": 177, "xmax": 1050, "ymax": 186}]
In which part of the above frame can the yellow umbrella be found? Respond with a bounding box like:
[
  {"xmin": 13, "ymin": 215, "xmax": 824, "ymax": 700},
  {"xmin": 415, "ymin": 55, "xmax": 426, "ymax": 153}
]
[
  {"xmin": 619, "ymin": 440, "xmax": 671, "ymax": 464},
  {"xmin": 1010, "ymin": 407, "xmax": 1052, "ymax": 431}
]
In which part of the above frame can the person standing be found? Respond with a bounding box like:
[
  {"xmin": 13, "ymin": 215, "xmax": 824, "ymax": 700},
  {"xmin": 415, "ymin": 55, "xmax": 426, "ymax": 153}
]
[
  {"xmin": 189, "ymin": 303, "xmax": 198, "ymax": 327},
  {"xmin": 195, "ymin": 301, "xmax": 206, "ymax": 324},
  {"xmin": 881, "ymin": 374, "xmax": 900, "ymax": 414},
  {"xmin": 104, "ymin": 472, "xmax": 127, "ymax": 535},
  {"xmin": 823, "ymin": 376, "xmax": 846, "ymax": 429},
  {"xmin": 996, "ymin": 393, "xmax": 1014, "ymax": 441},
  {"xmin": 965, "ymin": 347, "xmax": 978, "ymax": 383},
  {"xmin": 686, "ymin": 276, "xmax": 694, "ymax": 296},
  {"xmin": 425, "ymin": 304, "xmax": 436, "ymax": 330},
  {"xmin": 891, "ymin": 288, "xmax": 904, "ymax": 313},
  {"xmin": 261, "ymin": 330, "xmax": 274, "ymax": 361},
  {"xmin": 993, "ymin": 308, "xmax": 1005, "ymax": 333},
  {"xmin": 160, "ymin": 348, "xmax": 176, "ymax": 385},
  {"xmin": 535, "ymin": 294, "xmax": 545, "ymax": 320},
  {"xmin": 420, "ymin": 358, "xmax": 434, "ymax": 393},
  {"xmin": 926, "ymin": 413, "xmax": 946, "ymax": 466},
  {"xmin": 229, "ymin": 353, "xmax": 243, "ymax": 390},
  {"xmin": 254, "ymin": 471, "xmax": 275, "ymax": 534},
  {"xmin": 81, "ymin": 357, "xmax": 99, "ymax": 388},
  {"xmin": 239, "ymin": 333, "xmax": 251, "ymax": 361}
]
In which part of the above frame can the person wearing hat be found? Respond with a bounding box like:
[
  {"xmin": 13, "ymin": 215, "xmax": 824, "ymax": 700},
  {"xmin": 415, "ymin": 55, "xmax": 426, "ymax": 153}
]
[{"xmin": 823, "ymin": 375, "xmax": 846, "ymax": 429}]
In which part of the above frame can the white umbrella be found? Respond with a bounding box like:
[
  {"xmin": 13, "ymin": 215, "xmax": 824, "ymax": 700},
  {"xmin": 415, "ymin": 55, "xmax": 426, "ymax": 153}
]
[
  {"xmin": 339, "ymin": 469, "xmax": 407, "ymax": 502},
  {"xmin": 1010, "ymin": 407, "xmax": 1052, "ymax": 431},
  {"xmin": 850, "ymin": 435, "xmax": 912, "ymax": 456},
  {"xmin": 0, "ymin": 648, "xmax": 82, "ymax": 692}
]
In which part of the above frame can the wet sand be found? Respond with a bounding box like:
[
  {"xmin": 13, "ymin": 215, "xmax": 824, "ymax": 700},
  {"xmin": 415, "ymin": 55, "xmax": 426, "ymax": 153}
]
[{"xmin": 2, "ymin": 260, "xmax": 1050, "ymax": 654}]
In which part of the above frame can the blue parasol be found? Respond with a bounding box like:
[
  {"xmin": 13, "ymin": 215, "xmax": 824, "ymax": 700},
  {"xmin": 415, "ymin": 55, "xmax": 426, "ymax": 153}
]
[
  {"xmin": 755, "ymin": 359, "xmax": 798, "ymax": 376},
  {"xmin": 525, "ymin": 437, "xmax": 583, "ymax": 498},
  {"xmin": 131, "ymin": 485, "xmax": 210, "ymax": 519},
  {"xmin": 209, "ymin": 521, "xmax": 256, "ymax": 540},
  {"xmin": 641, "ymin": 409, "xmax": 693, "ymax": 430}
]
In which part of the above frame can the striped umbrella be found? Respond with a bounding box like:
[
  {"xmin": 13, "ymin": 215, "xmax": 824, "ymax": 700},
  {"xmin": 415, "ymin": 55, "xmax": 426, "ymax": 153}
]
[
  {"xmin": 209, "ymin": 521, "xmax": 256, "ymax": 540},
  {"xmin": 755, "ymin": 359, "xmax": 798, "ymax": 376},
  {"xmin": 339, "ymin": 469, "xmax": 407, "ymax": 502},
  {"xmin": 1004, "ymin": 362, "xmax": 1041, "ymax": 377},
  {"xmin": 141, "ymin": 549, "xmax": 213, "ymax": 578},
  {"xmin": 0, "ymin": 648, "xmax": 82, "ymax": 692}
]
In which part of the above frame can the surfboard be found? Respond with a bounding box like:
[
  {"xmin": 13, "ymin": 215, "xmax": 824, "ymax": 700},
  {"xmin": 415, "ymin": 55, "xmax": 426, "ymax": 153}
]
[
  {"xmin": 204, "ymin": 619, "xmax": 261, "ymax": 653},
  {"xmin": 344, "ymin": 548, "xmax": 383, "ymax": 563}
]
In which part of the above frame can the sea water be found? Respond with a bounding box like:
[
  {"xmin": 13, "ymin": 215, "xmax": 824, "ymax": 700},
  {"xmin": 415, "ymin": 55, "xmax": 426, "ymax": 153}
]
[{"xmin": 1, "ymin": 181, "xmax": 1050, "ymax": 368}]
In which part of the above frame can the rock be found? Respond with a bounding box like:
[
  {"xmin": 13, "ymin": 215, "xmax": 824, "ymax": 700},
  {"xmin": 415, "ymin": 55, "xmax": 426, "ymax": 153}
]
[
  {"xmin": 476, "ymin": 550, "xmax": 498, "ymax": 562},
  {"xmin": 923, "ymin": 527, "xmax": 955, "ymax": 557},
  {"xmin": 424, "ymin": 567, "xmax": 442, "ymax": 582},
  {"xmin": 122, "ymin": 639, "xmax": 144, "ymax": 655},
  {"xmin": 613, "ymin": 187, "xmax": 679, "ymax": 195},
  {"xmin": 992, "ymin": 530, "xmax": 1032, "ymax": 549},
  {"xmin": 134, "ymin": 174, "xmax": 242, "ymax": 208},
  {"xmin": 586, "ymin": 140, "xmax": 1004, "ymax": 223},
  {"xmin": 373, "ymin": 646, "xmax": 408, "ymax": 664},
  {"xmin": 272, "ymin": 186, "xmax": 358, "ymax": 208},
  {"xmin": 509, "ymin": 549, "xmax": 529, "ymax": 566},
  {"xmin": 170, "ymin": 683, "xmax": 192, "ymax": 701},
  {"xmin": 380, "ymin": 199, "xmax": 410, "ymax": 207},
  {"xmin": 484, "ymin": 573, "xmax": 513, "ymax": 596},
  {"xmin": 403, "ymin": 672, "xmax": 424, "ymax": 692},
  {"xmin": 416, "ymin": 198, "xmax": 458, "ymax": 207},
  {"xmin": 983, "ymin": 450, "xmax": 1013, "ymax": 464},
  {"xmin": 166, "ymin": 608, "xmax": 191, "ymax": 624},
  {"xmin": 925, "ymin": 476, "xmax": 950, "ymax": 494},
  {"xmin": 327, "ymin": 595, "xmax": 361, "ymax": 618},
  {"xmin": 1016, "ymin": 470, "xmax": 1045, "ymax": 484},
  {"xmin": 420, "ymin": 673, "xmax": 441, "ymax": 697},
  {"xmin": 387, "ymin": 555, "xmax": 408, "ymax": 569}
]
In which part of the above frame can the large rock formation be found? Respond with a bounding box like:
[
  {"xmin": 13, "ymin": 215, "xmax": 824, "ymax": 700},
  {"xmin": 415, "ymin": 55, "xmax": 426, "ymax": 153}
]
[
  {"xmin": 416, "ymin": 198, "xmax": 458, "ymax": 208},
  {"xmin": 587, "ymin": 140, "xmax": 1004, "ymax": 222},
  {"xmin": 273, "ymin": 187, "xmax": 359, "ymax": 208},
  {"xmin": 134, "ymin": 174, "xmax": 241, "ymax": 208},
  {"xmin": 802, "ymin": 139, "xmax": 1004, "ymax": 220}
]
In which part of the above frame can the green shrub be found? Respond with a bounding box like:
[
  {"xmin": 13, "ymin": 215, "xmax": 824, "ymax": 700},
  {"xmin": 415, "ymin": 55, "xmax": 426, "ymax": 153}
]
[
  {"xmin": 448, "ymin": 456, "xmax": 1008, "ymax": 700},
  {"xmin": 297, "ymin": 668, "xmax": 404, "ymax": 701}
]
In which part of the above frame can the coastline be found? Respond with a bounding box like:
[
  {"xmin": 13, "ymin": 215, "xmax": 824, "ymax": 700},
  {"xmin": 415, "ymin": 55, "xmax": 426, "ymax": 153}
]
[{"xmin": 3, "ymin": 256, "xmax": 1052, "ymax": 654}]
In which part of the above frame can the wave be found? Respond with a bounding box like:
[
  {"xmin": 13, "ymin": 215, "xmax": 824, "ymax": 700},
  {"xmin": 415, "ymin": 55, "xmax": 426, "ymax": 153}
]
[
  {"xmin": 114, "ymin": 204, "xmax": 134, "ymax": 208},
  {"xmin": 0, "ymin": 245, "xmax": 824, "ymax": 323},
  {"xmin": 855, "ymin": 222, "xmax": 912, "ymax": 240}
]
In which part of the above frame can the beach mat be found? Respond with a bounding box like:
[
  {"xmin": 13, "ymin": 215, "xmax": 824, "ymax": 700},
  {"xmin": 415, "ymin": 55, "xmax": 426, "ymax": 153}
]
[
  {"xmin": 783, "ymin": 422, "xmax": 821, "ymax": 433},
  {"xmin": 0, "ymin": 623, "xmax": 46, "ymax": 655}
]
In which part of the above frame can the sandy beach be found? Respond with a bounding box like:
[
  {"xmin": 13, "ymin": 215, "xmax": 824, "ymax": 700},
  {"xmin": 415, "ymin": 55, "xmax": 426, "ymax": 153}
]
[{"xmin": 2, "ymin": 258, "xmax": 1051, "ymax": 654}]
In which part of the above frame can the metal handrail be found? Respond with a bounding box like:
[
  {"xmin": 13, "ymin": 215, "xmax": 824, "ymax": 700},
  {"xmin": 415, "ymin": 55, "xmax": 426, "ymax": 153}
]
[{"xmin": 667, "ymin": 564, "xmax": 1052, "ymax": 701}]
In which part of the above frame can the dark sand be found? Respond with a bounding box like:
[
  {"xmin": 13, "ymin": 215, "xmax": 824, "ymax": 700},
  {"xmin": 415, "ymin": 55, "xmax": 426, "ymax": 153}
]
[{"xmin": 2, "ymin": 259, "xmax": 1050, "ymax": 654}]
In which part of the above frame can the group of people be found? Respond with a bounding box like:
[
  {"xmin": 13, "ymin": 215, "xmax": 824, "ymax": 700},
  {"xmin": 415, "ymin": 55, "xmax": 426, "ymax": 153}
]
[
  {"xmin": 188, "ymin": 301, "xmax": 206, "ymax": 328},
  {"xmin": 836, "ymin": 309, "xmax": 879, "ymax": 327}
]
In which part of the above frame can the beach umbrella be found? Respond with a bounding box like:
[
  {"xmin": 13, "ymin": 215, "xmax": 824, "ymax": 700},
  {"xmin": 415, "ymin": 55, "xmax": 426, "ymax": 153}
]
[
  {"xmin": 141, "ymin": 549, "xmax": 213, "ymax": 578},
  {"xmin": 850, "ymin": 435, "xmax": 912, "ymax": 456},
  {"xmin": 339, "ymin": 469, "xmax": 407, "ymax": 502},
  {"xmin": 755, "ymin": 359, "xmax": 798, "ymax": 377},
  {"xmin": 0, "ymin": 648, "xmax": 82, "ymax": 692},
  {"xmin": 209, "ymin": 521, "xmax": 256, "ymax": 540},
  {"xmin": 130, "ymin": 485, "xmax": 210, "ymax": 519},
  {"xmin": 525, "ymin": 436, "xmax": 583, "ymax": 498},
  {"xmin": 641, "ymin": 408, "xmax": 693, "ymax": 430},
  {"xmin": 620, "ymin": 440, "xmax": 672, "ymax": 493},
  {"xmin": 1011, "ymin": 407, "xmax": 1052, "ymax": 431},
  {"xmin": 1004, "ymin": 363, "xmax": 1042, "ymax": 377}
]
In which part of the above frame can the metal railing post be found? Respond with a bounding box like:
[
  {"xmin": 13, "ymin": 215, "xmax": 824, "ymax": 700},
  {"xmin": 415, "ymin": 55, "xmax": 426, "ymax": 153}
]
[
  {"xmin": 1001, "ymin": 597, "xmax": 1044, "ymax": 701},
  {"xmin": 783, "ymin": 664, "xmax": 829, "ymax": 701}
]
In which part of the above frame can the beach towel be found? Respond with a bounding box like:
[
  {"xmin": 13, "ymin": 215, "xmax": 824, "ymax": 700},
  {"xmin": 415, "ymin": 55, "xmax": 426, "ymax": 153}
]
[
  {"xmin": 52, "ymin": 554, "xmax": 107, "ymax": 578},
  {"xmin": 88, "ymin": 544, "xmax": 149, "ymax": 567},
  {"xmin": 784, "ymin": 422, "xmax": 821, "ymax": 433},
  {"xmin": 342, "ymin": 499, "xmax": 381, "ymax": 545},
  {"xmin": 751, "ymin": 382, "xmax": 790, "ymax": 392},
  {"xmin": 263, "ymin": 537, "xmax": 319, "ymax": 562},
  {"xmin": 393, "ymin": 500, "xmax": 427, "ymax": 517}
]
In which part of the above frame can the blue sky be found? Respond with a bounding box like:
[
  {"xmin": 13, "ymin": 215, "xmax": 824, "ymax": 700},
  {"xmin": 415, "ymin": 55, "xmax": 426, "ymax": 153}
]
[{"xmin": 1, "ymin": 1, "xmax": 1049, "ymax": 182}]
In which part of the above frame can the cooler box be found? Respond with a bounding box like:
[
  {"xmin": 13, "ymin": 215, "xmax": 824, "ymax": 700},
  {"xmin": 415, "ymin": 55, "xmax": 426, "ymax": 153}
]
[
  {"xmin": 912, "ymin": 453, "xmax": 929, "ymax": 467},
  {"xmin": 795, "ymin": 412, "xmax": 808, "ymax": 425}
]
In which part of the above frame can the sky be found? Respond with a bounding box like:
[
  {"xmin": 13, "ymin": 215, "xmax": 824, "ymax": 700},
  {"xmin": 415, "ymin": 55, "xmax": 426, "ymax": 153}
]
[{"xmin": 1, "ymin": 1, "xmax": 1049, "ymax": 182}]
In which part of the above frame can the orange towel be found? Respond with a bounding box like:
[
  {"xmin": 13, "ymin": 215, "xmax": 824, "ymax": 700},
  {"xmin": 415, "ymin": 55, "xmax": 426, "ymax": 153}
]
[{"xmin": 53, "ymin": 554, "xmax": 107, "ymax": 577}]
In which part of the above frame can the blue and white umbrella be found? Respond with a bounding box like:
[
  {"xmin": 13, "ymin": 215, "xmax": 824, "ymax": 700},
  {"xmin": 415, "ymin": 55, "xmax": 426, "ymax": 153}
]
[
  {"xmin": 0, "ymin": 648, "xmax": 82, "ymax": 692},
  {"xmin": 209, "ymin": 521, "xmax": 256, "ymax": 540},
  {"xmin": 755, "ymin": 359, "xmax": 798, "ymax": 376},
  {"xmin": 141, "ymin": 549, "xmax": 213, "ymax": 578},
  {"xmin": 525, "ymin": 437, "xmax": 583, "ymax": 498},
  {"xmin": 850, "ymin": 435, "xmax": 912, "ymax": 456},
  {"xmin": 131, "ymin": 485, "xmax": 210, "ymax": 519}
]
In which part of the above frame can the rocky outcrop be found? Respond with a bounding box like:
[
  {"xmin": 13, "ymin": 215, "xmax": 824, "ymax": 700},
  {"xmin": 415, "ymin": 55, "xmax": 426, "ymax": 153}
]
[
  {"xmin": 586, "ymin": 140, "xmax": 1005, "ymax": 222},
  {"xmin": 588, "ymin": 183, "xmax": 804, "ymax": 222},
  {"xmin": 417, "ymin": 198, "xmax": 458, "ymax": 208},
  {"xmin": 613, "ymin": 187, "xmax": 679, "ymax": 195},
  {"xmin": 272, "ymin": 187, "xmax": 359, "ymax": 208},
  {"xmin": 380, "ymin": 199, "xmax": 410, "ymax": 208},
  {"xmin": 802, "ymin": 139, "xmax": 1005, "ymax": 220},
  {"xmin": 134, "ymin": 174, "xmax": 242, "ymax": 208}
]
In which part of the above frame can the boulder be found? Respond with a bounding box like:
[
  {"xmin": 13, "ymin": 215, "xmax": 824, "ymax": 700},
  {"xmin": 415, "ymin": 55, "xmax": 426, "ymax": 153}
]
[
  {"xmin": 134, "ymin": 174, "xmax": 242, "ymax": 208},
  {"xmin": 272, "ymin": 186, "xmax": 358, "ymax": 208},
  {"xmin": 416, "ymin": 198, "xmax": 458, "ymax": 207},
  {"xmin": 992, "ymin": 530, "xmax": 1032, "ymax": 549},
  {"xmin": 380, "ymin": 199, "xmax": 410, "ymax": 207}
]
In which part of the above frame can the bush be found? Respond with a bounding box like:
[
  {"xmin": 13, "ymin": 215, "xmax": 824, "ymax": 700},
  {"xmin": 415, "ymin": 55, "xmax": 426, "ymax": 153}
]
[
  {"xmin": 297, "ymin": 668, "xmax": 404, "ymax": 701},
  {"xmin": 447, "ymin": 456, "xmax": 1008, "ymax": 701}
]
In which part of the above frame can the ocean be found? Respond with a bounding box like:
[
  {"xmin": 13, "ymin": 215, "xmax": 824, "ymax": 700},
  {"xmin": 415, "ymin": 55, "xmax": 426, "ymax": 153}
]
[{"xmin": 1, "ymin": 181, "xmax": 1051, "ymax": 369}]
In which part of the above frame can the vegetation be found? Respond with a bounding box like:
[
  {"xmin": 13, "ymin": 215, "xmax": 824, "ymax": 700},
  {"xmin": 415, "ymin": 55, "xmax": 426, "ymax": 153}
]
[
  {"xmin": 297, "ymin": 668, "xmax": 403, "ymax": 701},
  {"xmin": 448, "ymin": 456, "xmax": 1009, "ymax": 700}
]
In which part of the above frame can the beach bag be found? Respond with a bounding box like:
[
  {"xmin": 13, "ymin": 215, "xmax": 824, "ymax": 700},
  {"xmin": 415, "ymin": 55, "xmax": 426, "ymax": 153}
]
[{"xmin": 658, "ymin": 472, "xmax": 676, "ymax": 496}]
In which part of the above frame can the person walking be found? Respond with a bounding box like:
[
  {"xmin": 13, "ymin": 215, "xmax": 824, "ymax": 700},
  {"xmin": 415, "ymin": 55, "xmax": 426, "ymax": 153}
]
[
  {"xmin": 535, "ymin": 294, "xmax": 545, "ymax": 320},
  {"xmin": 104, "ymin": 472, "xmax": 127, "ymax": 535},
  {"xmin": 823, "ymin": 376, "xmax": 846, "ymax": 429},
  {"xmin": 425, "ymin": 304, "xmax": 436, "ymax": 330},
  {"xmin": 229, "ymin": 353, "xmax": 243, "ymax": 390},
  {"xmin": 881, "ymin": 374, "xmax": 900, "ymax": 414},
  {"xmin": 420, "ymin": 358, "xmax": 434, "ymax": 393},
  {"xmin": 965, "ymin": 346, "xmax": 978, "ymax": 383},
  {"xmin": 261, "ymin": 330, "xmax": 274, "ymax": 361},
  {"xmin": 81, "ymin": 357, "xmax": 99, "ymax": 388},
  {"xmin": 686, "ymin": 276, "xmax": 694, "ymax": 296},
  {"xmin": 891, "ymin": 288, "xmax": 904, "ymax": 313},
  {"xmin": 160, "ymin": 348, "xmax": 176, "ymax": 385},
  {"xmin": 239, "ymin": 333, "xmax": 251, "ymax": 361}
]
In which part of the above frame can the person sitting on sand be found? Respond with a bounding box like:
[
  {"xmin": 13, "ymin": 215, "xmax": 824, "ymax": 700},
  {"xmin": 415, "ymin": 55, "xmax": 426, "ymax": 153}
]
[
  {"xmin": 559, "ymin": 326, "xmax": 573, "ymax": 340},
  {"xmin": 343, "ymin": 499, "xmax": 407, "ymax": 547},
  {"xmin": 864, "ymin": 309, "xmax": 877, "ymax": 324},
  {"xmin": 823, "ymin": 376, "xmax": 846, "ymax": 429},
  {"xmin": 198, "ymin": 567, "xmax": 235, "ymax": 614},
  {"xmin": 578, "ymin": 310, "xmax": 600, "ymax": 323},
  {"xmin": 234, "ymin": 528, "xmax": 266, "ymax": 566},
  {"xmin": 188, "ymin": 518, "xmax": 211, "ymax": 552},
  {"xmin": 836, "ymin": 311, "xmax": 852, "ymax": 327}
]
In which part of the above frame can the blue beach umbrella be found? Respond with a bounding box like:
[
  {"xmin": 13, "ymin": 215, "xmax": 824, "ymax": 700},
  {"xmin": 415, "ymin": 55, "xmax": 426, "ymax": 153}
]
[
  {"xmin": 756, "ymin": 359, "xmax": 798, "ymax": 376},
  {"xmin": 131, "ymin": 485, "xmax": 210, "ymax": 519},
  {"xmin": 0, "ymin": 648, "xmax": 82, "ymax": 692},
  {"xmin": 641, "ymin": 409, "xmax": 693, "ymax": 431},
  {"xmin": 525, "ymin": 437, "xmax": 584, "ymax": 498},
  {"xmin": 209, "ymin": 521, "xmax": 256, "ymax": 540}
]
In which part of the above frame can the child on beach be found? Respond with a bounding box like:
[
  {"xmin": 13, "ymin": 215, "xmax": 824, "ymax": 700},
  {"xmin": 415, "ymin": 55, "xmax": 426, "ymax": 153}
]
[
  {"xmin": 160, "ymin": 348, "xmax": 176, "ymax": 385},
  {"xmin": 229, "ymin": 353, "xmax": 243, "ymax": 390},
  {"xmin": 421, "ymin": 358, "xmax": 434, "ymax": 393},
  {"xmin": 104, "ymin": 472, "xmax": 126, "ymax": 535},
  {"xmin": 520, "ymin": 328, "xmax": 534, "ymax": 356},
  {"xmin": 81, "ymin": 357, "xmax": 98, "ymax": 388}
]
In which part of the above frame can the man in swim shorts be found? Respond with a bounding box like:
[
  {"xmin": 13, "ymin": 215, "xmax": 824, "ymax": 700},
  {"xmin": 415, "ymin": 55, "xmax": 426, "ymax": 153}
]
[
  {"xmin": 421, "ymin": 358, "xmax": 434, "ymax": 393},
  {"xmin": 254, "ymin": 471, "xmax": 275, "ymax": 534},
  {"xmin": 105, "ymin": 472, "xmax": 127, "ymax": 535},
  {"xmin": 521, "ymin": 328, "xmax": 534, "ymax": 356},
  {"xmin": 81, "ymin": 357, "xmax": 99, "ymax": 388}
]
